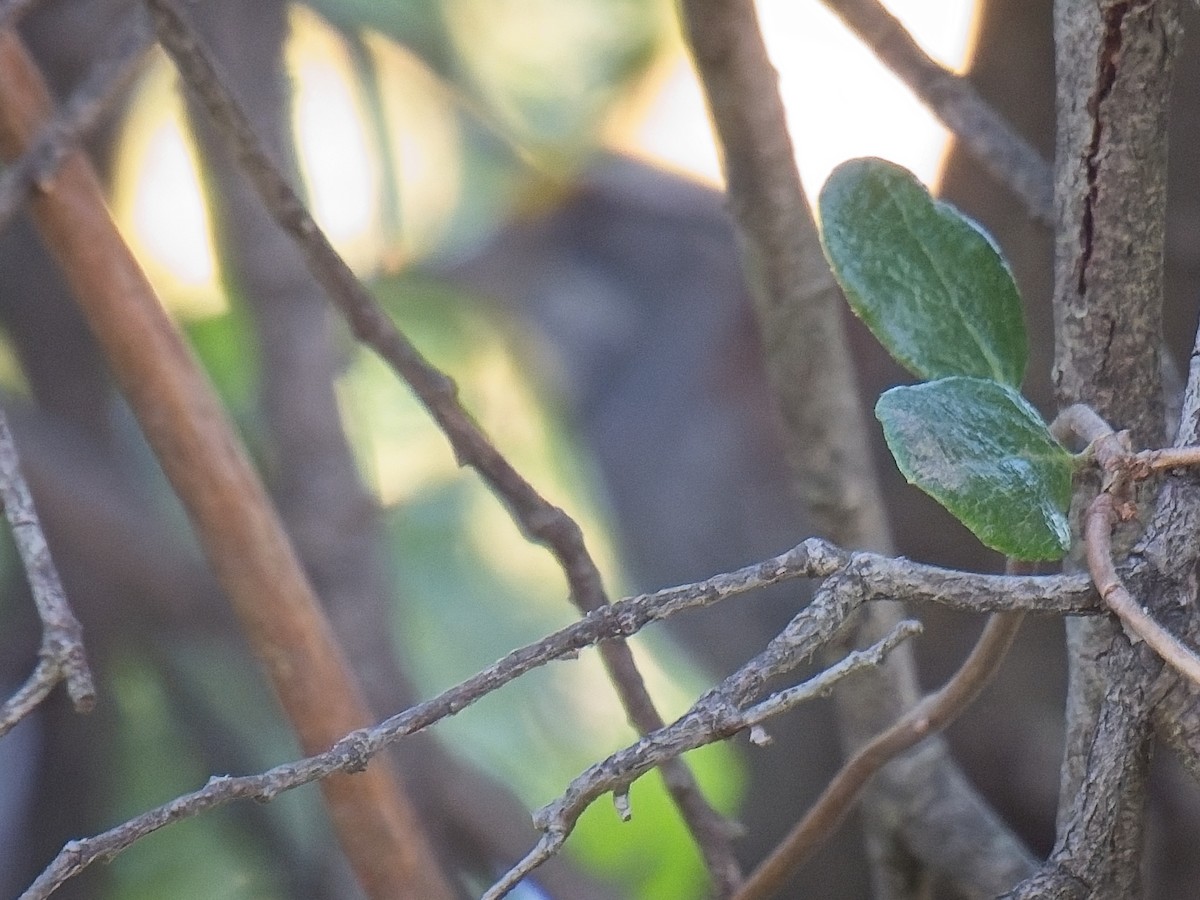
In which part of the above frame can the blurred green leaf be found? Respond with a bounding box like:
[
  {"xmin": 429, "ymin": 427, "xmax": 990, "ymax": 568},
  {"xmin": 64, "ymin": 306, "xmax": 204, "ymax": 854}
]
[
  {"xmin": 184, "ymin": 302, "xmax": 259, "ymax": 422},
  {"xmin": 876, "ymin": 377, "xmax": 1072, "ymax": 560},
  {"xmin": 106, "ymin": 652, "xmax": 288, "ymax": 900},
  {"xmin": 820, "ymin": 157, "xmax": 1027, "ymax": 387}
]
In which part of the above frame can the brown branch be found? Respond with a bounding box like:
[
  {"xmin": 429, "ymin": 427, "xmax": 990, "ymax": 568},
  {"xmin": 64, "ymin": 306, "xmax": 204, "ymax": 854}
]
[
  {"xmin": 680, "ymin": 0, "xmax": 887, "ymax": 554},
  {"xmin": 736, "ymin": 608, "xmax": 1026, "ymax": 900},
  {"xmin": 0, "ymin": 403, "xmax": 93, "ymax": 736},
  {"xmin": 0, "ymin": 11, "xmax": 151, "ymax": 235},
  {"xmin": 483, "ymin": 621, "xmax": 924, "ymax": 900},
  {"xmin": 142, "ymin": 0, "xmax": 740, "ymax": 888},
  {"xmin": 0, "ymin": 27, "xmax": 455, "ymax": 900},
  {"xmin": 819, "ymin": 0, "xmax": 1053, "ymax": 225},
  {"xmin": 1085, "ymin": 492, "xmax": 1200, "ymax": 687},
  {"xmin": 21, "ymin": 538, "xmax": 1096, "ymax": 897}
]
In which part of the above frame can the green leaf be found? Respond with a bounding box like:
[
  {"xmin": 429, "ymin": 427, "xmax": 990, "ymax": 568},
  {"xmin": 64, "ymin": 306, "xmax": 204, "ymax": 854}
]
[
  {"xmin": 876, "ymin": 377, "xmax": 1073, "ymax": 560},
  {"xmin": 819, "ymin": 158, "xmax": 1027, "ymax": 387}
]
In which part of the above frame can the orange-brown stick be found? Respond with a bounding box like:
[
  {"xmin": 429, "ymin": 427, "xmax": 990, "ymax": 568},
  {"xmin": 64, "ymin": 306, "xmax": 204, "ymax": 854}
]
[{"xmin": 0, "ymin": 29, "xmax": 453, "ymax": 900}]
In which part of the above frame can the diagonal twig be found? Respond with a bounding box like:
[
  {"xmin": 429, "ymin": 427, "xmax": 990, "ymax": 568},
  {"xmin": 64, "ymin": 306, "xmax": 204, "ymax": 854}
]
[
  {"xmin": 0, "ymin": 406, "xmax": 94, "ymax": 737},
  {"xmin": 735, "ymin": 608, "xmax": 1025, "ymax": 900},
  {"xmin": 819, "ymin": 0, "xmax": 1053, "ymax": 225},
  {"xmin": 0, "ymin": 12, "xmax": 152, "ymax": 236},
  {"xmin": 142, "ymin": 0, "xmax": 742, "ymax": 887},
  {"xmin": 0, "ymin": 0, "xmax": 42, "ymax": 32},
  {"xmin": 1085, "ymin": 492, "xmax": 1200, "ymax": 687},
  {"xmin": 482, "ymin": 620, "xmax": 924, "ymax": 900}
]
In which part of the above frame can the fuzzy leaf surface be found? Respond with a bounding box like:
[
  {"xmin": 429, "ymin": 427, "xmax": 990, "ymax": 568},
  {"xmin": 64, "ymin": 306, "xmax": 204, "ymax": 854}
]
[
  {"xmin": 876, "ymin": 377, "xmax": 1072, "ymax": 560},
  {"xmin": 820, "ymin": 158, "xmax": 1027, "ymax": 386}
]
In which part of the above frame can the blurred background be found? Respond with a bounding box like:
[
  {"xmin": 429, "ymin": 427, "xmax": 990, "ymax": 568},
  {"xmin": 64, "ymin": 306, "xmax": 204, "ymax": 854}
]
[{"xmin": 2, "ymin": 0, "xmax": 1199, "ymax": 897}]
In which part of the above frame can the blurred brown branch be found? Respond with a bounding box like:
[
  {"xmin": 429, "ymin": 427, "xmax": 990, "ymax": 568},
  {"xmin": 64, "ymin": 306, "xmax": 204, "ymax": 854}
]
[{"xmin": 0, "ymin": 24, "xmax": 454, "ymax": 900}]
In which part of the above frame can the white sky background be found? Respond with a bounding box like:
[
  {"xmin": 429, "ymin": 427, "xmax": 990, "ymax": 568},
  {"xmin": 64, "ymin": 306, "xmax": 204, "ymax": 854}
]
[{"xmin": 612, "ymin": 0, "xmax": 979, "ymax": 196}]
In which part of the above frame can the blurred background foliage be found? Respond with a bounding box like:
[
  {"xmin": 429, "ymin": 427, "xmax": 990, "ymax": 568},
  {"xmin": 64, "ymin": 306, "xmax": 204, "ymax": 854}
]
[{"xmin": 96, "ymin": 0, "xmax": 738, "ymax": 896}]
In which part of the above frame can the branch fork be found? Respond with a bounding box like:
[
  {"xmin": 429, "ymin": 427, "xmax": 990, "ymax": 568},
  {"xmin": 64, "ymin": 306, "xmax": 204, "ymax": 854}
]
[{"xmin": 1056, "ymin": 404, "xmax": 1200, "ymax": 688}]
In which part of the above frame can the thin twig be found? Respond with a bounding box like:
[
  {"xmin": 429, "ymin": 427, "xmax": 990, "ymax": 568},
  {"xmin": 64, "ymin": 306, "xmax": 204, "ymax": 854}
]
[
  {"xmin": 0, "ymin": 13, "xmax": 152, "ymax": 236},
  {"xmin": 820, "ymin": 0, "xmax": 1053, "ymax": 225},
  {"xmin": 22, "ymin": 539, "xmax": 1097, "ymax": 898},
  {"xmin": 0, "ymin": 404, "xmax": 93, "ymax": 738},
  {"xmin": 1085, "ymin": 492, "xmax": 1200, "ymax": 687},
  {"xmin": 482, "ymin": 621, "xmax": 924, "ymax": 900},
  {"xmin": 736, "ymin": 603, "xmax": 1026, "ymax": 900},
  {"xmin": 16, "ymin": 541, "xmax": 848, "ymax": 900},
  {"xmin": 143, "ymin": 0, "xmax": 741, "ymax": 886}
]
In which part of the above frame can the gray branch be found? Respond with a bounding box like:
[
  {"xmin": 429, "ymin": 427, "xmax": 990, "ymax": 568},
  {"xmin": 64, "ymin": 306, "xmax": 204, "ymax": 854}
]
[
  {"xmin": 21, "ymin": 538, "xmax": 1099, "ymax": 898},
  {"xmin": 0, "ymin": 405, "xmax": 93, "ymax": 737},
  {"xmin": 483, "ymin": 621, "xmax": 924, "ymax": 900},
  {"xmin": 1006, "ymin": 2, "xmax": 1187, "ymax": 897}
]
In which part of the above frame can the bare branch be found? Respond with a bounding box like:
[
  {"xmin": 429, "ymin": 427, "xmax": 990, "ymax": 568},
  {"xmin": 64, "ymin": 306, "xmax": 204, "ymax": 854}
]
[
  {"xmin": 0, "ymin": 12, "xmax": 152, "ymax": 236},
  {"xmin": 143, "ymin": 0, "xmax": 740, "ymax": 884},
  {"xmin": 483, "ymin": 621, "xmax": 924, "ymax": 900},
  {"xmin": 1085, "ymin": 493, "xmax": 1200, "ymax": 687},
  {"xmin": 819, "ymin": 0, "xmax": 1053, "ymax": 225},
  {"xmin": 737, "ymin": 595, "xmax": 1029, "ymax": 899},
  {"xmin": 1137, "ymin": 445, "xmax": 1200, "ymax": 473},
  {"xmin": 1146, "ymin": 319, "xmax": 1200, "ymax": 785},
  {"xmin": 0, "ymin": 404, "xmax": 93, "ymax": 737},
  {"xmin": 22, "ymin": 537, "xmax": 1096, "ymax": 897},
  {"xmin": 680, "ymin": 0, "xmax": 888, "ymax": 552}
]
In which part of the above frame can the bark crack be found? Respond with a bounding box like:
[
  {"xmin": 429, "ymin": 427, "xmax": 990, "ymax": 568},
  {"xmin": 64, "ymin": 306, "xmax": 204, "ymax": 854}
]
[{"xmin": 1078, "ymin": 2, "xmax": 1129, "ymax": 294}]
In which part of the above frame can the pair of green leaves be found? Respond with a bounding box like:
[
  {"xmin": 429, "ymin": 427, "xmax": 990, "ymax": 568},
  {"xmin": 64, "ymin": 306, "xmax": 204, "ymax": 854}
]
[{"xmin": 818, "ymin": 158, "xmax": 1073, "ymax": 560}]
